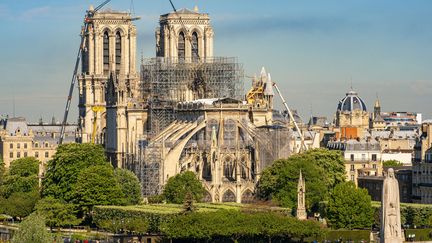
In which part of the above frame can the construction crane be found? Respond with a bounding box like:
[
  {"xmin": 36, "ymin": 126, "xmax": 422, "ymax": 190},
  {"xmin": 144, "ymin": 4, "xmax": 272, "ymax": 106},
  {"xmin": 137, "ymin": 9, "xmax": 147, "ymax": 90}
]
[
  {"xmin": 272, "ymin": 82, "xmax": 307, "ymax": 152},
  {"xmin": 59, "ymin": 0, "xmax": 112, "ymax": 145}
]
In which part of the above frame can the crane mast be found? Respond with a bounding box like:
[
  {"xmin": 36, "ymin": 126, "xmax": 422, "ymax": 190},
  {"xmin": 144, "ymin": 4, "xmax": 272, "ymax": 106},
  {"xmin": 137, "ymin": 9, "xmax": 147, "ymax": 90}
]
[
  {"xmin": 59, "ymin": 0, "xmax": 111, "ymax": 145},
  {"xmin": 272, "ymin": 82, "xmax": 307, "ymax": 152}
]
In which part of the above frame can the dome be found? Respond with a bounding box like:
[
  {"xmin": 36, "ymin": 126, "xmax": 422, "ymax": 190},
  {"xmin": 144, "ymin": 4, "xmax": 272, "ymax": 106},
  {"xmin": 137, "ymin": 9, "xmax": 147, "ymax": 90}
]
[{"xmin": 337, "ymin": 90, "xmax": 367, "ymax": 112}]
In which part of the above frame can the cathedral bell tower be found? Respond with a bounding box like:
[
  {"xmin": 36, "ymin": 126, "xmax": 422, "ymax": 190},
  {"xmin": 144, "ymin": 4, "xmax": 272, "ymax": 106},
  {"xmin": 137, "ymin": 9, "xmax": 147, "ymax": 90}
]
[
  {"xmin": 155, "ymin": 6, "xmax": 214, "ymax": 61},
  {"xmin": 78, "ymin": 8, "xmax": 138, "ymax": 144}
]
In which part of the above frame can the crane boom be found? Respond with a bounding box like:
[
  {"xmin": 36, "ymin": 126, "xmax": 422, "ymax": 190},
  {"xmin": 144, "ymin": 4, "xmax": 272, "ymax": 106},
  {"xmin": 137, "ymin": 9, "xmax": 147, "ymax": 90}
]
[
  {"xmin": 59, "ymin": 0, "xmax": 111, "ymax": 145},
  {"xmin": 272, "ymin": 82, "xmax": 307, "ymax": 152}
]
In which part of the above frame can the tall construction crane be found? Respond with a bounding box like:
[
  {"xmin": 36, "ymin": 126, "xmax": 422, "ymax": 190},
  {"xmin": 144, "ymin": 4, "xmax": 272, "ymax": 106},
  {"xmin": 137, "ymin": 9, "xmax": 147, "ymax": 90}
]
[
  {"xmin": 272, "ymin": 82, "xmax": 307, "ymax": 152},
  {"xmin": 59, "ymin": 0, "xmax": 112, "ymax": 145}
]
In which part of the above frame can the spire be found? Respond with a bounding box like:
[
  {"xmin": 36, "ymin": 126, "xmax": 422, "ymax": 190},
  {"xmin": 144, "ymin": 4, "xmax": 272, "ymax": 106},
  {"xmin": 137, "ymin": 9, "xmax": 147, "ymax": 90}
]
[
  {"xmin": 296, "ymin": 170, "xmax": 307, "ymax": 220},
  {"xmin": 264, "ymin": 73, "xmax": 274, "ymax": 96},
  {"xmin": 260, "ymin": 67, "xmax": 267, "ymax": 81},
  {"xmin": 374, "ymin": 94, "xmax": 381, "ymax": 108}
]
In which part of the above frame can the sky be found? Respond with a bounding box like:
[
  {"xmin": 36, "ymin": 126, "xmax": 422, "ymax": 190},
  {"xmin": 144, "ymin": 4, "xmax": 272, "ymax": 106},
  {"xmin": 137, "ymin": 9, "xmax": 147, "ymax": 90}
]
[{"xmin": 0, "ymin": 0, "xmax": 431, "ymax": 123}]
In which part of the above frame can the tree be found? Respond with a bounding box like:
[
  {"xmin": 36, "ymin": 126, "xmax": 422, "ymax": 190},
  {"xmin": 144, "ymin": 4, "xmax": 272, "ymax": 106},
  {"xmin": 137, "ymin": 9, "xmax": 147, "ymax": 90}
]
[
  {"xmin": 11, "ymin": 213, "xmax": 53, "ymax": 243},
  {"xmin": 42, "ymin": 143, "xmax": 108, "ymax": 202},
  {"xmin": 114, "ymin": 168, "xmax": 142, "ymax": 205},
  {"xmin": 35, "ymin": 197, "xmax": 81, "ymax": 230},
  {"xmin": 383, "ymin": 160, "xmax": 403, "ymax": 167},
  {"xmin": 327, "ymin": 181, "xmax": 373, "ymax": 229},
  {"xmin": 0, "ymin": 191, "xmax": 40, "ymax": 219},
  {"xmin": 0, "ymin": 157, "xmax": 39, "ymax": 198},
  {"xmin": 257, "ymin": 148, "xmax": 346, "ymax": 210},
  {"xmin": 71, "ymin": 165, "xmax": 125, "ymax": 214},
  {"xmin": 0, "ymin": 158, "xmax": 40, "ymax": 219},
  {"xmin": 163, "ymin": 171, "xmax": 205, "ymax": 204}
]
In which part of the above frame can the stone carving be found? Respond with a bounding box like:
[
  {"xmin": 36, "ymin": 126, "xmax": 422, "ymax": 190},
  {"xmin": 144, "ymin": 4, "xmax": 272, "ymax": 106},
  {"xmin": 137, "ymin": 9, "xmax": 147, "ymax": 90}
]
[
  {"xmin": 296, "ymin": 170, "xmax": 307, "ymax": 220},
  {"xmin": 381, "ymin": 168, "xmax": 403, "ymax": 243}
]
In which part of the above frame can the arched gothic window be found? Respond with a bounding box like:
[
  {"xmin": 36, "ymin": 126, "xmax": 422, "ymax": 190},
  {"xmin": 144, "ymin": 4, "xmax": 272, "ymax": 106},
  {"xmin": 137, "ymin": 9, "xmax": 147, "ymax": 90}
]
[
  {"xmin": 192, "ymin": 32, "xmax": 199, "ymax": 62},
  {"xmin": 115, "ymin": 32, "xmax": 121, "ymax": 73},
  {"xmin": 103, "ymin": 31, "xmax": 110, "ymax": 74},
  {"xmin": 82, "ymin": 37, "xmax": 89, "ymax": 73},
  {"xmin": 178, "ymin": 31, "xmax": 185, "ymax": 61}
]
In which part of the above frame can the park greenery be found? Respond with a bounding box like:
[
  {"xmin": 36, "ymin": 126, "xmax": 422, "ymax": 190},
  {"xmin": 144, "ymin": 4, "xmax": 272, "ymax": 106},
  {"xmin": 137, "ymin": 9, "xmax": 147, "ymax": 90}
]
[
  {"xmin": 0, "ymin": 157, "xmax": 40, "ymax": 219},
  {"xmin": 2, "ymin": 144, "xmax": 428, "ymax": 241},
  {"xmin": 41, "ymin": 143, "xmax": 142, "ymax": 218},
  {"xmin": 383, "ymin": 159, "xmax": 404, "ymax": 167},
  {"xmin": 327, "ymin": 181, "xmax": 374, "ymax": 229},
  {"xmin": 11, "ymin": 213, "xmax": 62, "ymax": 243},
  {"xmin": 163, "ymin": 171, "xmax": 206, "ymax": 204},
  {"xmin": 257, "ymin": 148, "xmax": 346, "ymax": 210},
  {"xmin": 93, "ymin": 204, "xmax": 324, "ymax": 241}
]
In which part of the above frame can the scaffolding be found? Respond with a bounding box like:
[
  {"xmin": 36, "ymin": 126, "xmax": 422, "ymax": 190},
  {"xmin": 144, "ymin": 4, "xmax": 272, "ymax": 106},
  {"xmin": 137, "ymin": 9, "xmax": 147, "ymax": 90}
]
[{"xmin": 134, "ymin": 56, "xmax": 244, "ymax": 196}]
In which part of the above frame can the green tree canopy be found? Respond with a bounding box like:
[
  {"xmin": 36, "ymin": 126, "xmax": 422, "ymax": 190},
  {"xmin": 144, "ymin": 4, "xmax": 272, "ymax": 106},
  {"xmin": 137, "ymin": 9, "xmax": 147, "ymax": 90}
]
[
  {"xmin": 257, "ymin": 148, "xmax": 346, "ymax": 210},
  {"xmin": 42, "ymin": 143, "xmax": 108, "ymax": 201},
  {"xmin": 0, "ymin": 191, "xmax": 40, "ymax": 219},
  {"xmin": 11, "ymin": 213, "xmax": 53, "ymax": 243},
  {"xmin": 383, "ymin": 160, "xmax": 403, "ymax": 167},
  {"xmin": 1, "ymin": 157, "xmax": 39, "ymax": 198},
  {"xmin": 0, "ymin": 158, "xmax": 40, "ymax": 219},
  {"xmin": 327, "ymin": 181, "xmax": 373, "ymax": 229},
  {"xmin": 114, "ymin": 168, "xmax": 142, "ymax": 205},
  {"xmin": 71, "ymin": 164, "xmax": 125, "ymax": 214},
  {"xmin": 35, "ymin": 197, "xmax": 81, "ymax": 229},
  {"xmin": 163, "ymin": 171, "xmax": 205, "ymax": 204}
]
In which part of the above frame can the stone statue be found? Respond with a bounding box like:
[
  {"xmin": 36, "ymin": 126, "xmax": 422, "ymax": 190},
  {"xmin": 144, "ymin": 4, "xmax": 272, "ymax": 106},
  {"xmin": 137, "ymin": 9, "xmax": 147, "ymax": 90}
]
[
  {"xmin": 380, "ymin": 168, "xmax": 403, "ymax": 243},
  {"xmin": 296, "ymin": 170, "xmax": 307, "ymax": 220}
]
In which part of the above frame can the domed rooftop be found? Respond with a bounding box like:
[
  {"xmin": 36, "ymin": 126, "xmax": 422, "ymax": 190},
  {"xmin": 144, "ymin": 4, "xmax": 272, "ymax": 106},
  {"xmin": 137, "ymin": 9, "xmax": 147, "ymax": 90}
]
[{"xmin": 337, "ymin": 90, "xmax": 367, "ymax": 112}]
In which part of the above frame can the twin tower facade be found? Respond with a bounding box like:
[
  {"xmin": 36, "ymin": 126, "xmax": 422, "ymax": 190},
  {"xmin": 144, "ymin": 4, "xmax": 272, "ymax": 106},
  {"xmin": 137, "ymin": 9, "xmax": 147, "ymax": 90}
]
[{"xmin": 78, "ymin": 7, "xmax": 214, "ymax": 146}]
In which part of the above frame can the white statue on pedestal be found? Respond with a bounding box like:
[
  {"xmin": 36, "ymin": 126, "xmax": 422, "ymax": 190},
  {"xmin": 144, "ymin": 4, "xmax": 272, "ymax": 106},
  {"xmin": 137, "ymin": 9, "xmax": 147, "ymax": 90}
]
[{"xmin": 380, "ymin": 168, "xmax": 403, "ymax": 243}]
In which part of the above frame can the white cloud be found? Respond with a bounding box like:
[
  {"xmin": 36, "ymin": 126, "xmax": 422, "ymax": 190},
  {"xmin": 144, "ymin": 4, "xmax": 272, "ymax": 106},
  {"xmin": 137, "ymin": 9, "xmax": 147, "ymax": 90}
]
[
  {"xmin": 19, "ymin": 6, "xmax": 51, "ymax": 20},
  {"xmin": 410, "ymin": 80, "xmax": 432, "ymax": 96}
]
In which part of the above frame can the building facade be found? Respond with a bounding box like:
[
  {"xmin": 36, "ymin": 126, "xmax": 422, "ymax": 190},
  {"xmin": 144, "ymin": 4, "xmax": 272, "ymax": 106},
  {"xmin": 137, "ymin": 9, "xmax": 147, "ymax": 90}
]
[
  {"xmin": 327, "ymin": 139, "xmax": 383, "ymax": 185},
  {"xmin": 412, "ymin": 120, "xmax": 432, "ymax": 203},
  {"xmin": 0, "ymin": 117, "xmax": 76, "ymax": 168}
]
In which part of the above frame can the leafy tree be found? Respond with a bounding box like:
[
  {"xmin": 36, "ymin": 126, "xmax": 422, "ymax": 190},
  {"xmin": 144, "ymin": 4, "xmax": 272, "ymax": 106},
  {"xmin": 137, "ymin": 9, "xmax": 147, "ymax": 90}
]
[
  {"xmin": 163, "ymin": 171, "xmax": 205, "ymax": 204},
  {"xmin": 0, "ymin": 158, "xmax": 40, "ymax": 219},
  {"xmin": 35, "ymin": 197, "xmax": 81, "ymax": 230},
  {"xmin": 42, "ymin": 143, "xmax": 108, "ymax": 202},
  {"xmin": 71, "ymin": 165, "xmax": 125, "ymax": 214},
  {"xmin": 257, "ymin": 148, "xmax": 345, "ymax": 210},
  {"xmin": 114, "ymin": 168, "xmax": 142, "ymax": 205},
  {"xmin": 1, "ymin": 157, "xmax": 39, "ymax": 198},
  {"xmin": 11, "ymin": 213, "xmax": 53, "ymax": 243},
  {"xmin": 383, "ymin": 160, "xmax": 403, "ymax": 167},
  {"xmin": 0, "ymin": 191, "xmax": 40, "ymax": 219},
  {"xmin": 327, "ymin": 181, "xmax": 373, "ymax": 229}
]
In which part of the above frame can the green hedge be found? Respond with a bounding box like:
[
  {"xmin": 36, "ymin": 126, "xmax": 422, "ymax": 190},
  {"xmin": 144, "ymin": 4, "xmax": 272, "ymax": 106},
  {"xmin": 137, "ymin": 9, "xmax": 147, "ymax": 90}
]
[
  {"xmin": 405, "ymin": 229, "xmax": 432, "ymax": 241},
  {"xmin": 93, "ymin": 205, "xmax": 324, "ymax": 241},
  {"xmin": 372, "ymin": 203, "xmax": 432, "ymax": 228},
  {"xmin": 93, "ymin": 205, "xmax": 173, "ymax": 233}
]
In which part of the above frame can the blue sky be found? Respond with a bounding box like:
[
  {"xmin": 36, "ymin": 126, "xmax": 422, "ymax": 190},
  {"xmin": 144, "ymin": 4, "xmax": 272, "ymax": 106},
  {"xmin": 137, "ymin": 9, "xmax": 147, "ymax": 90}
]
[{"xmin": 0, "ymin": 0, "xmax": 431, "ymax": 122}]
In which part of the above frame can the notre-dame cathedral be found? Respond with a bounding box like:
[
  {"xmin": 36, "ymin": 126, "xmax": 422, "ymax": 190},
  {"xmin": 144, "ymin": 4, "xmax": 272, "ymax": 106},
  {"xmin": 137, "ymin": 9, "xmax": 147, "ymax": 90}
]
[{"xmin": 78, "ymin": 6, "xmax": 291, "ymax": 203}]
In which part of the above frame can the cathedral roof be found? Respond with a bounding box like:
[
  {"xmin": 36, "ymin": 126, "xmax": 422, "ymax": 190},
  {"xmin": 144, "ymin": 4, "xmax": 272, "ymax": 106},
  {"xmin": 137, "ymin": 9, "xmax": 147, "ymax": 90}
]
[{"xmin": 337, "ymin": 90, "xmax": 367, "ymax": 112}]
